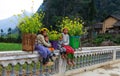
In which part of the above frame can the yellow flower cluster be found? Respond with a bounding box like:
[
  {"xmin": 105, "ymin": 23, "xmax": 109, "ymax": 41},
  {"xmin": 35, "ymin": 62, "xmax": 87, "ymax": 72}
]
[
  {"xmin": 60, "ymin": 17, "xmax": 84, "ymax": 36},
  {"xmin": 48, "ymin": 30, "xmax": 60, "ymax": 41},
  {"xmin": 18, "ymin": 13, "xmax": 44, "ymax": 34}
]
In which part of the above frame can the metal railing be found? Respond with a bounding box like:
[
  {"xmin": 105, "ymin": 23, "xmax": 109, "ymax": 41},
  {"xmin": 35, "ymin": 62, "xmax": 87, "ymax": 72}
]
[{"xmin": 0, "ymin": 46, "xmax": 120, "ymax": 76}]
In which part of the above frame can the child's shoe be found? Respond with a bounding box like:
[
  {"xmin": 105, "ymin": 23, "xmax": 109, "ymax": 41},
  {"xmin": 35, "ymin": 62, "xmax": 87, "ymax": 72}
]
[{"xmin": 46, "ymin": 61, "xmax": 54, "ymax": 66}]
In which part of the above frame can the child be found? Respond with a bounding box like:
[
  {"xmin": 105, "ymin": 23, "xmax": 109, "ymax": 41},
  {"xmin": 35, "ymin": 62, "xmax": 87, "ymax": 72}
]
[
  {"xmin": 57, "ymin": 34, "xmax": 66, "ymax": 59},
  {"xmin": 44, "ymin": 35, "xmax": 56, "ymax": 61},
  {"xmin": 62, "ymin": 28, "xmax": 75, "ymax": 66}
]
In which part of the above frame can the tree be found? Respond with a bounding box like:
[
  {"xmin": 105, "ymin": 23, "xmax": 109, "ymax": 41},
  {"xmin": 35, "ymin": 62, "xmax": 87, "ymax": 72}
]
[
  {"xmin": 38, "ymin": 0, "xmax": 84, "ymax": 30},
  {"xmin": 8, "ymin": 27, "xmax": 12, "ymax": 35},
  {"xmin": 87, "ymin": 0, "xmax": 97, "ymax": 42},
  {"xmin": 0, "ymin": 29, "xmax": 4, "ymax": 36},
  {"xmin": 38, "ymin": 0, "xmax": 120, "ymax": 32}
]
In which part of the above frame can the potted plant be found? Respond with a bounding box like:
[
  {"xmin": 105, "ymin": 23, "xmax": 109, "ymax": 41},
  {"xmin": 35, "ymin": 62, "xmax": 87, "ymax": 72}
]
[
  {"xmin": 48, "ymin": 30, "xmax": 60, "ymax": 49},
  {"xmin": 17, "ymin": 13, "xmax": 44, "ymax": 52},
  {"xmin": 60, "ymin": 17, "xmax": 84, "ymax": 49}
]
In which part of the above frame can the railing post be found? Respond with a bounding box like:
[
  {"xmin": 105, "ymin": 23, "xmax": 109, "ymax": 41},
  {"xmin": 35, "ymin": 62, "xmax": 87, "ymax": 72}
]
[
  {"xmin": 26, "ymin": 62, "xmax": 31, "ymax": 76},
  {"xmin": 39, "ymin": 61, "xmax": 43, "ymax": 76},
  {"xmin": 45, "ymin": 66, "xmax": 50, "ymax": 76},
  {"xmin": 19, "ymin": 64, "xmax": 23, "ymax": 76},
  {"xmin": 32, "ymin": 62, "xmax": 37, "ymax": 76},
  {"xmin": 2, "ymin": 66, "xmax": 6, "ymax": 76},
  {"xmin": 113, "ymin": 50, "xmax": 116, "ymax": 60},
  {"xmin": 10, "ymin": 64, "xmax": 15, "ymax": 76},
  {"xmin": 58, "ymin": 57, "xmax": 66, "ymax": 76}
]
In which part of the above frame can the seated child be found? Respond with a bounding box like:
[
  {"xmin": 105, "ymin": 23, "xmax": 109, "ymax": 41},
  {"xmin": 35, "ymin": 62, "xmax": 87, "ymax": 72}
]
[
  {"xmin": 57, "ymin": 34, "xmax": 66, "ymax": 59},
  {"xmin": 44, "ymin": 35, "xmax": 56, "ymax": 61},
  {"xmin": 62, "ymin": 28, "xmax": 75, "ymax": 66}
]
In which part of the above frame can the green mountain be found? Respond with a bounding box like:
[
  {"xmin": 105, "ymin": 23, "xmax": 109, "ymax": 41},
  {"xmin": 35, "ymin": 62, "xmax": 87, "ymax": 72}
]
[{"xmin": 38, "ymin": 0, "xmax": 120, "ymax": 29}]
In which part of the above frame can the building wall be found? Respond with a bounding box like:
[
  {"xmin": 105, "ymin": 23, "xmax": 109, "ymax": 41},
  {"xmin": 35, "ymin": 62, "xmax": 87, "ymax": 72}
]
[{"xmin": 102, "ymin": 17, "xmax": 118, "ymax": 33}]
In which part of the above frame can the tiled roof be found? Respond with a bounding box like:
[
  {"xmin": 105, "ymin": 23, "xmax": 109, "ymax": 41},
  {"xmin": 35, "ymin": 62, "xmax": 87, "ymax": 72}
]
[{"xmin": 110, "ymin": 14, "xmax": 120, "ymax": 20}]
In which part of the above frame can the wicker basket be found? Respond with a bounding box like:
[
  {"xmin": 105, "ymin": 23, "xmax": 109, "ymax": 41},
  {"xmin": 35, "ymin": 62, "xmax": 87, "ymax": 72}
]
[{"xmin": 22, "ymin": 34, "xmax": 36, "ymax": 52}]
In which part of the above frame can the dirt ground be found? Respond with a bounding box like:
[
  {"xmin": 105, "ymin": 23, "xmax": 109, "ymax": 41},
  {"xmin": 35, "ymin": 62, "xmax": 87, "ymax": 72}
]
[{"xmin": 73, "ymin": 62, "xmax": 120, "ymax": 76}]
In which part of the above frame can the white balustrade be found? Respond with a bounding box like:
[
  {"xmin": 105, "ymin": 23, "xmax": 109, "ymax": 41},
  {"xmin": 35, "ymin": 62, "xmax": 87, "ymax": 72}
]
[{"xmin": 0, "ymin": 46, "xmax": 120, "ymax": 76}]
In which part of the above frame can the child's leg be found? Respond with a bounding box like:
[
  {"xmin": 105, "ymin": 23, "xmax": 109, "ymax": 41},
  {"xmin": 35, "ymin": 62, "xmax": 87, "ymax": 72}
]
[
  {"xmin": 60, "ymin": 48, "xmax": 66, "ymax": 59},
  {"xmin": 61, "ymin": 52, "xmax": 65, "ymax": 59},
  {"xmin": 70, "ymin": 54, "xmax": 75, "ymax": 66},
  {"xmin": 48, "ymin": 52, "xmax": 57, "ymax": 61},
  {"xmin": 42, "ymin": 57, "xmax": 48, "ymax": 65},
  {"xmin": 45, "ymin": 55, "xmax": 54, "ymax": 66},
  {"xmin": 49, "ymin": 55, "xmax": 54, "ymax": 61},
  {"xmin": 66, "ymin": 54, "xmax": 72, "ymax": 65}
]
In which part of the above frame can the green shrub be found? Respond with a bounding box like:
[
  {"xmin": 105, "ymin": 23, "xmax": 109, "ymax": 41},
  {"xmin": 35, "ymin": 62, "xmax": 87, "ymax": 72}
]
[
  {"xmin": 93, "ymin": 37, "xmax": 104, "ymax": 45},
  {"xmin": 93, "ymin": 34, "xmax": 120, "ymax": 45}
]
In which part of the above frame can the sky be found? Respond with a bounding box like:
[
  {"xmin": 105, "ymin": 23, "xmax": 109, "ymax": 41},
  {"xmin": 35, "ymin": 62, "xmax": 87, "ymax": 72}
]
[{"xmin": 0, "ymin": 0, "xmax": 43, "ymax": 20}]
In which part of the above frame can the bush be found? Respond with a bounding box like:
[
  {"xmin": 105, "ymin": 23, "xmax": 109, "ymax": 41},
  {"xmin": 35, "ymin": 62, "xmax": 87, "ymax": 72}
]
[
  {"xmin": 112, "ymin": 35, "xmax": 120, "ymax": 44},
  {"xmin": 0, "ymin": 34, "xmax": 22, "ymax": 43},
  {"xmin": 92, "ymin": 34, "xmax": 120, "ymax": 45}
]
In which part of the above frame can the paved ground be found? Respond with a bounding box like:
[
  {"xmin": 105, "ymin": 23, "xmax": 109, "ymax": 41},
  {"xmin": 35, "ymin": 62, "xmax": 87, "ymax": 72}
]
[{"xmin": 73, "ymin": 63, "xmax": 120, "ymax": 76}]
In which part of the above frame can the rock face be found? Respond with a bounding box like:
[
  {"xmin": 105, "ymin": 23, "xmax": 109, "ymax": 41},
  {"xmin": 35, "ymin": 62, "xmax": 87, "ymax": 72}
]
[{"xmin": 101, "ymin": 41, "xmax": 117, "ymax": 46}]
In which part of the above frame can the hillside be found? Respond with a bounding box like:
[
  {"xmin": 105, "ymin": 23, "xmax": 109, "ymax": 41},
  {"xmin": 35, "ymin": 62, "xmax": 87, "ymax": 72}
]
[{"xmin": 0, "ymin": 11, "xmax": 32, "ymax": 34}]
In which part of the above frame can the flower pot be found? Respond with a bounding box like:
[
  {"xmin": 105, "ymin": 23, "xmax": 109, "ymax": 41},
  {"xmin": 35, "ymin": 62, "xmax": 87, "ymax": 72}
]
[
  {"xmin": 22, "ymin": 34, "xmax": 36, "ymax": 52},
  {"xmin": 50, "ymin": 40, "xmax": 58, "ymax": 49},
  {"xmin": 70, "ymin": 36, "xmax": 81, "ymax": 49}
]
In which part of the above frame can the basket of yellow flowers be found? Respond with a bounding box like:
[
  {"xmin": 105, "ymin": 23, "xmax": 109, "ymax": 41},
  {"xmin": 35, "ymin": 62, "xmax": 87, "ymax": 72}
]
[
  {"xmin": 17, "ymin": 13, "xmax": 44, "ymax": 52},
  {"xmin": 48, "ymin": 30, "xmax": 60, "ymax": 49},
  {"xmin": 60, "ymin": 17, "xmax": 84, "ymax": 49}
]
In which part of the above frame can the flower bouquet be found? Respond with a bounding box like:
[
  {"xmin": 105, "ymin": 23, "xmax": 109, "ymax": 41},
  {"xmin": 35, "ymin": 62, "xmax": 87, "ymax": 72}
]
[
  {"xmin": 60, "ymin": 17, "xmax": 84, "ymax": 36},
  {"xmin": 60, "ymin": 17, "xmax": 84, "ymax": 49},
  {"xmin": 17, "ymin": 13, "xmax": 44, "ymax": 52},
  {"xmin": 48, "ymin": 30, "xmax": 60, "ymax": 49}
]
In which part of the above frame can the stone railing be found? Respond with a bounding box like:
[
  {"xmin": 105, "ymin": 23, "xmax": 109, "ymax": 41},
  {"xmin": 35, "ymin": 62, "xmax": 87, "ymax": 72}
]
[
  {"xmin": 0, "ymin": 51, "xmax": 60, "ymax": 76},
  {"xmin": 0, "ymin": 46, "xmax": 120, "ymax": 76}
]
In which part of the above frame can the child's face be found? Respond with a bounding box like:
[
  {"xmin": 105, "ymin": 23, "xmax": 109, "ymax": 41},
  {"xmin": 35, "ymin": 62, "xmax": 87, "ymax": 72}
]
[
  {"xmin": 63, "ymin": 28, "xmax": 68, "ymax": 34},
  {"xmin": 43, "ymin": 31, "xmax": 47, "ymax": 36},
  {"xmin": 45, "ymin": 37, "xmax": 49, "ymax": 42}
]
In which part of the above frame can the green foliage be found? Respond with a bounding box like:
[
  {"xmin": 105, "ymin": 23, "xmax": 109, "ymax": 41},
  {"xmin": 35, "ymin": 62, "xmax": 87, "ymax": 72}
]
[
  {"xmin": 60, "ymin": 17, "xmax": 84, "ymax": 36},
  {"xmin": 0, "ymin": 34, "xmax": 22, "ymax": 43},
  {"xmin": 93, "ymin": 37, "xmax": 104, "ymax": 45},
  {"xmin": 112, "ymin": 35, "xmax": 120, "ymax": 44},
  {"xmin": 17, "ymin": 13, "xmax": 44, "ymax": 34},
  {"xmin": 39, "ymin": 0, "xmax": 120, "ymax": 29},
  {"xmin": 38, "ymin": 0, "xmax": 97, "ymax": 28},
  {"xmin": 48, "ymin": 30, "xmax": 60, "ymax": 41},
  {"xmin": 93, "ymin": 34, "xmax": 120, "ymax": 45}
]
